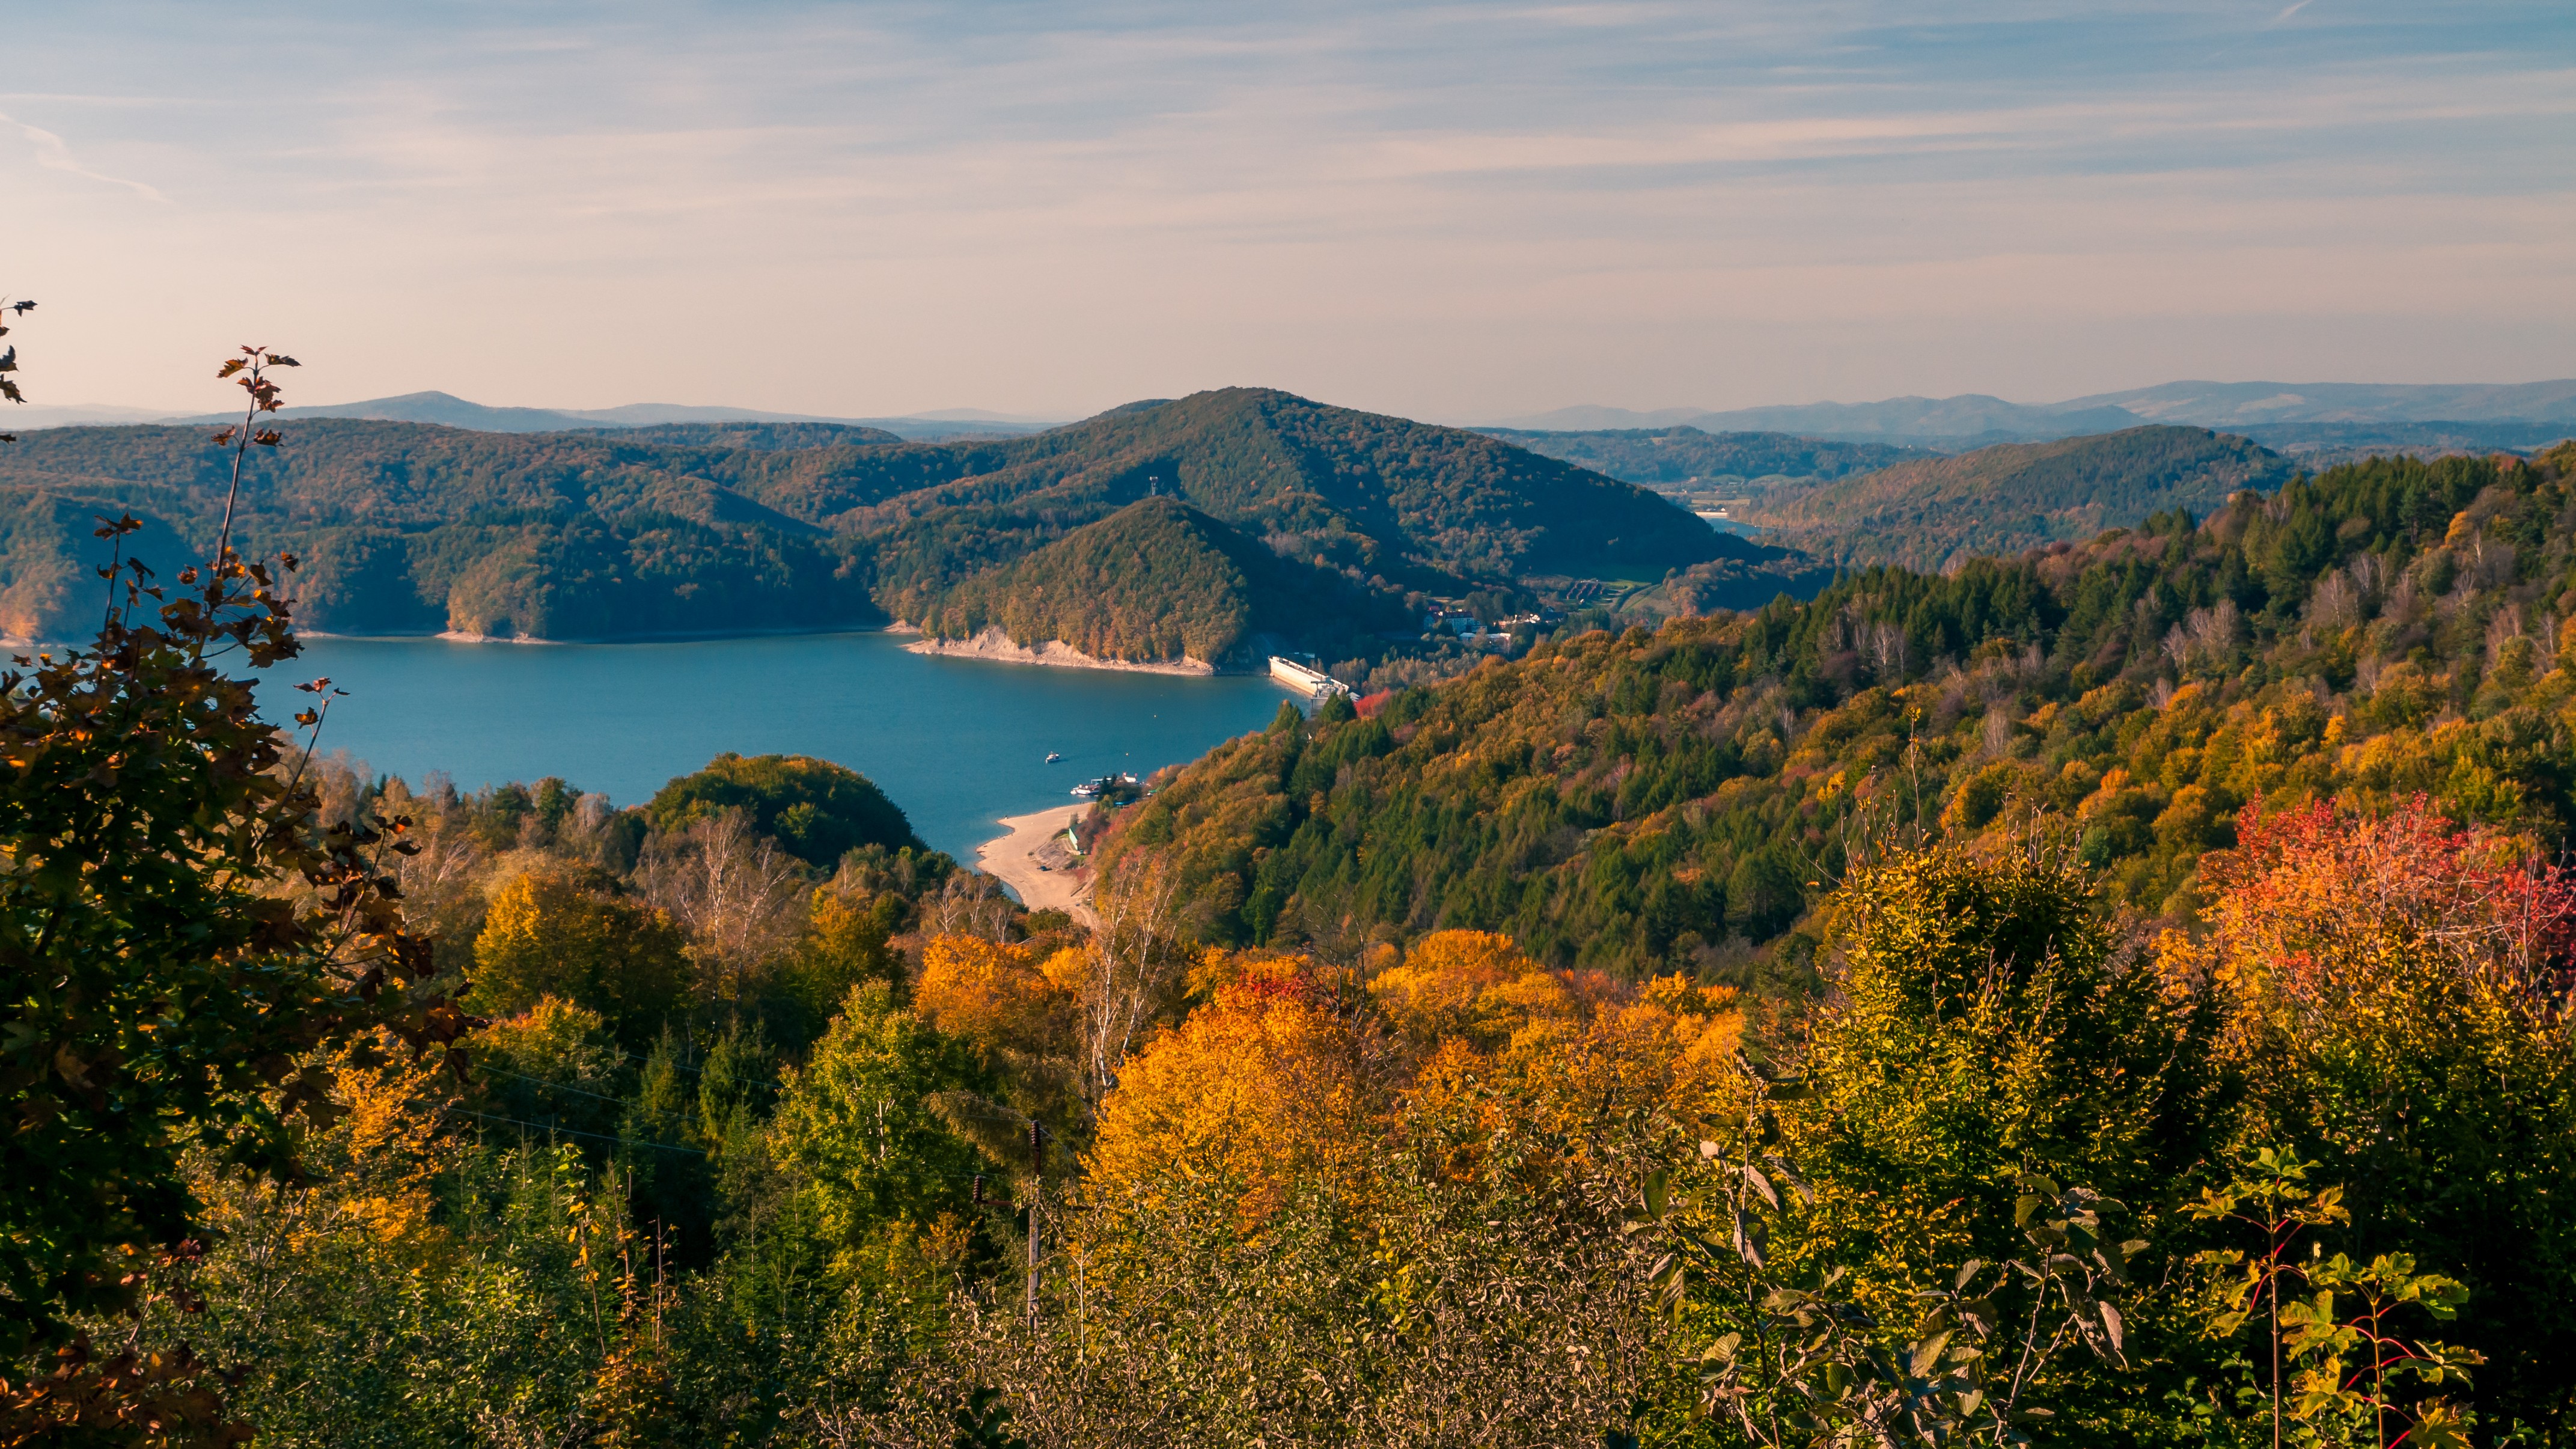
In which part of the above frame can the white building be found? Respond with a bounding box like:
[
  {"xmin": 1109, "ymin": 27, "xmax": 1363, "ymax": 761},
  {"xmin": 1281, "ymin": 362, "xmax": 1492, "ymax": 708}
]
[{"xmin": 1269, "ymin": 656, "xmax": 1351, "ymax": 698}]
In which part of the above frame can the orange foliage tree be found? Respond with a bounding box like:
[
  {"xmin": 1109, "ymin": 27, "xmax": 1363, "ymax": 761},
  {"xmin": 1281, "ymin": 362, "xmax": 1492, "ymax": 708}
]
[
  {"xmin": 912, "ymin": 936, "xmax": 1074, "ymax": 1058},
  {"xmin": 1085, "ymin": 959, "xmax": 1397, "ymax": 1232},
  {"xmin": 2182, "ymin": 795, "xmax": 2576, "ymax": 1435}
]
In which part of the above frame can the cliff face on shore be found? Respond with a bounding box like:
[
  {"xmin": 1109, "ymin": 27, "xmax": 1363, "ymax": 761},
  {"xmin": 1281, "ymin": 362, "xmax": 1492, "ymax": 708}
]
[{"xmin": 904, "ymin": 626, "xmax": 1215, "ymax": 676}]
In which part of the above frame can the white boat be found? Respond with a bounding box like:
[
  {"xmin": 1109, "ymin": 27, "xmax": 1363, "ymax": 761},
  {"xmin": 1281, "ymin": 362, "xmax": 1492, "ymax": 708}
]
[
  {"xmin": 1045, "ymin": 751, "xmax": 1063, "ymax": 763},
  {"xmin": 1070, "ymin": 781, "xmax": 1102, "ymax": 799}
]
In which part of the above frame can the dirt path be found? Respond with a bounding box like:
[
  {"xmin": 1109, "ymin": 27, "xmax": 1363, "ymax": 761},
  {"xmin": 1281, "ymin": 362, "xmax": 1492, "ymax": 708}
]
[{"xmin": 974, "ymin": 804, "xmax": 1097, "ymax": 927}]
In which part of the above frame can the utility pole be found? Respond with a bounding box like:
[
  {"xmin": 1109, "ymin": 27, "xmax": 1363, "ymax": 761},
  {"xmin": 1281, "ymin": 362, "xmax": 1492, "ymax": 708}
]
[{"xmin": 1026, "ymin": 1121, "xmax": 1044, "ymax": 1323}]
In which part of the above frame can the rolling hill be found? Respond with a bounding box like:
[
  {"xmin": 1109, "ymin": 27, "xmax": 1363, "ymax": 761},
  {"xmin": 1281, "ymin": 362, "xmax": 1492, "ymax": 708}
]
[
  {"xmin": 1494, "ymin": 395, "xmax": 2146, "ymax": 445},
  {"xmin": 0, "ymin": 389, "xmax": 1744, "ymax": 658},
  {"xmin": 1738, "ymin": 425, "xmax": 2295, "ymax": 571},
  {"xmin": 908, "ymin": 498, "xmax": 1410, "ymax": 666},
  {"xmin": 1492, "ymin": 379, "xmax": 2576, "ymax": 448}
]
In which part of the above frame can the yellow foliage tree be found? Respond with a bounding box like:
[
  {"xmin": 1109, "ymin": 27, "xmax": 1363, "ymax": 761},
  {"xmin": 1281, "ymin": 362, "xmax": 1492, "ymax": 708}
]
[
  {"xmin": 1763, "ymin": 843, "xmax": 2217, "ymax": 1324},
  {"xmin": 1367, "ymin": 929, "xmax": 1578, "ymax": 1052},
  {"xmin": 467, "ymin": 870, "xmax": 691, "ymax": 1045},
  {"xmin": 912, "ymin": 934, "xmax": 1073, "ymax": 1057},
  {"xmin": 779, "ymin": 886, "xmax": 900, "ymax": 1031},
  {"xmin": 1086, "ymin": 960, "xmax": 1394, "ymax": 1231}
]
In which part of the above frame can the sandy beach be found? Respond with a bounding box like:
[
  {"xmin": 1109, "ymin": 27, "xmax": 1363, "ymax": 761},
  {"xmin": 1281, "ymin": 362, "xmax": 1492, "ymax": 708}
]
[{"xmin": 975, "ymin": 804, "xmax": 1097, "ymax": 926}]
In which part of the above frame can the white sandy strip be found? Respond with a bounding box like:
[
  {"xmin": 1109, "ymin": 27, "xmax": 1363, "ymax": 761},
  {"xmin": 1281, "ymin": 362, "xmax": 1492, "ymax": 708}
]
[{"xmin": 975, "ymin": 804, "xmax": 1098, "ymax": 927}]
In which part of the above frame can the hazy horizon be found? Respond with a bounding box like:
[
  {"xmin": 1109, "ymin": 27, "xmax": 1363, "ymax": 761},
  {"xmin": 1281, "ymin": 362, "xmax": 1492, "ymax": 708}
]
[
  {"xmin": 9, "ymin": 1, "xmax": 2571, "ymax": 421},
  {"xmin": 19, "ymin": 377, "xmax": 2576, "ymax": 437}
]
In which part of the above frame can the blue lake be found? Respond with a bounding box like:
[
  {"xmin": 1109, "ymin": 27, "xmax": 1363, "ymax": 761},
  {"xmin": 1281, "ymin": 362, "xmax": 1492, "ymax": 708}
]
[{"xmin": 271, "ymin": 632, "xmax": 1298, "ymax": 862}]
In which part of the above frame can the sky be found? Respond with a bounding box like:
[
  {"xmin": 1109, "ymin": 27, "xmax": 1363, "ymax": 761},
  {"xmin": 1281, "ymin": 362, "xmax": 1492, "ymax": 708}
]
[{"xmin": 5, "ymin": 1, "xmax": 2572, "ymax": 422}]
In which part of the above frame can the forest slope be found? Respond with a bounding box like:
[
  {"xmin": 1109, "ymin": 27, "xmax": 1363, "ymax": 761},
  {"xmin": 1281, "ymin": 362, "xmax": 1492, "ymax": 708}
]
[
  {"xmin": 1741, "ymin": 424, "xmax": 2295, "ymax": 570},
  {"xmin": 1099, "ymin": 445, "xmax": 2576, "ymax": 979},
  {"xmin": 908, "ymin": 498, "xmax": 1409, "ymax": 665},
  {"xmin": 0, "ymin": 390, "xmax": 1733, "ymax": 654}
]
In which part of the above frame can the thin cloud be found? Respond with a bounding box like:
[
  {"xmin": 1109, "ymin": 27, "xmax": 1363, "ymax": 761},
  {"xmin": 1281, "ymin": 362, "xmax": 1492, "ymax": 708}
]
[
  {"xmin": 0, "ymin": 110, "xmax": 166, "ymax": 201},
  {"xmin": 5, "ymin": 1, "xmax": 2571, "ymax": 416}
]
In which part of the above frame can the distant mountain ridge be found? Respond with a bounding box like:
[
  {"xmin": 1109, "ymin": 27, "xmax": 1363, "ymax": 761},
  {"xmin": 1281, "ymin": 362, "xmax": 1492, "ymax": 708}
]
[
  {"xmin": 2065, "ymin": 379, "xmax": 2576, "ymax": 425},
  {"xmin": 1492, "ymin": 379, "xmax": 2576, "ymax": 447},
  {"xmin": 24, "ymin": 389, "xmax": 1059, "ymax": 442},
  {"xmin": 1496, "ymin": 395, "xmax": 2143, "ymax": 445}
]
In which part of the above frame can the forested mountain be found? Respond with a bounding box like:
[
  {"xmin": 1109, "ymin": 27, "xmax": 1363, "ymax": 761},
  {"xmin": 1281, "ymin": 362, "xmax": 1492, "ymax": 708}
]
[
  {"xmin": 1498, "ymin": 395, "xmax": 2147, "ymax": 445},
  {"xmin": 0, "ymin": 389, "xmax": 1733, "ymax": 657},
  {"xmin": 1097, "ymin": 445, "xmax": 2576, "ymax": 980},
  {"xmin": 2068, "ymin": 377, "xmax": 2576, "ymax": 425},
  {"xmin": 1476, "ymin": 426, "xmax": 1930, "ymax": 484},
  {"xmin": 1498, "ymin": 379, "xmax": 2576, "ymax": 441},
  {"xmin": 2236, "ymin": 418, "xmax": 2576, "ymax": 466},
  {"xmin": 909, "ymin": 498, "xmax": 1411, "ymax": 665},
  {"xmin": 1740, "ymin": 424, "xmax": 2295, "ymax": 570},
  {"xmin": 585, "ymin": 420, "xmax": 905, "ymax": 449}
]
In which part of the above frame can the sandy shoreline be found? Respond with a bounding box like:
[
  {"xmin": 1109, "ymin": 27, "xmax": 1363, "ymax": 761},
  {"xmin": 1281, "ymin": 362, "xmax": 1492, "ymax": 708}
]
[{"xmin": 975, "ymin": 804, "xmax": 1098, "ymax": 926}]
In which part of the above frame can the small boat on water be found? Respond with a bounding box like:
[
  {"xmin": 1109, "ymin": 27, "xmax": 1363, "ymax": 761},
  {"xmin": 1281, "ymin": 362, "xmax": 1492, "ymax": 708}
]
[
  {"xmin": 1045, "ymin": 751, "xmax": 1063, "ymax": 763},
  {"xmin": 1070, "ymin": 781, "xmax": 1102, "ymax": 799}
]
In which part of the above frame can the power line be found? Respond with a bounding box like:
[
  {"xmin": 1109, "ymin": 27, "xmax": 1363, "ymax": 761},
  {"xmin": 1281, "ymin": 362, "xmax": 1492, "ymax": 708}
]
[
  {"xmin": 476, "ymin": 1063, "xmax": 706, "ymax": 1122},
  {"xmin": 438, "ymin": 1106, "xmax": 1024, "ymax": 1190},
  {"xmin": 440, "ymin": 1106, "xmax": 703, "ymax": 1156}
]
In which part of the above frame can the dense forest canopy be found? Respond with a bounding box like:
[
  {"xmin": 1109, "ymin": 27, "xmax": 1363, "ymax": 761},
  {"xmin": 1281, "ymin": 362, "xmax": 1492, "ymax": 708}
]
[
  {"xmin": 1098, "ymin": 445, "xmax": 2576, "ymax": 983},
  {"xmin": 1740, "ymin": 424, "xmax": 2297, "ymax": 570},
  {"xmin": 646, "ymin": 752, "xmax": 924, "ymax": 866},
  {"xmin": 0, "ymin": 390, "xmax": 1738, "ymax": 662},
  {"xmin": 909, "ymin": 498, "xmax": 1413, "ymax": 666}
]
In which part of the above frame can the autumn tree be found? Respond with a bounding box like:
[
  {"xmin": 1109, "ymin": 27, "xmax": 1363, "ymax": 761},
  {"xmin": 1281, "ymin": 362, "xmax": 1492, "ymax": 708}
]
[
  {"xmin": 1367, "ymin": 929, "xmax": 1581, "ymax": 1052},
  {"xmin": 468, "ymin": 869, "xmax": 691, "ymax": 1048},
  {"xmin": 914, "ymin": 936, "xmax": 1074, "ymax": 1060},
  {"xmin": 1778, "ymin": 840, "xmax": 2220, "ymax": 1311},
  {"xmin": 646, "ymin": 753, "xmax": 920, "ymax": 868},
  {"xmin": 1, "ymin": 340, "xmax": 465, "ymax": 1438},
  {"xmin": 766, "ymin": 983, "xmax": 996, "ymax": 1266},
  {"xmin": 2182, "ymin": 796, "xmax": 2576, "ymax": 1437},
  {"xmin": 1083, "ymin": 956, "xmax": 1399, "ymax": 1248}
]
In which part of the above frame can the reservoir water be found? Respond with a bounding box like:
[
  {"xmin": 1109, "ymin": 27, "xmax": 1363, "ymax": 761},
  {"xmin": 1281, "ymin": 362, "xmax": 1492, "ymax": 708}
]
[{"xmin": 271, "ymin": 631, "xmax": 1298, "ymax": 862}]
